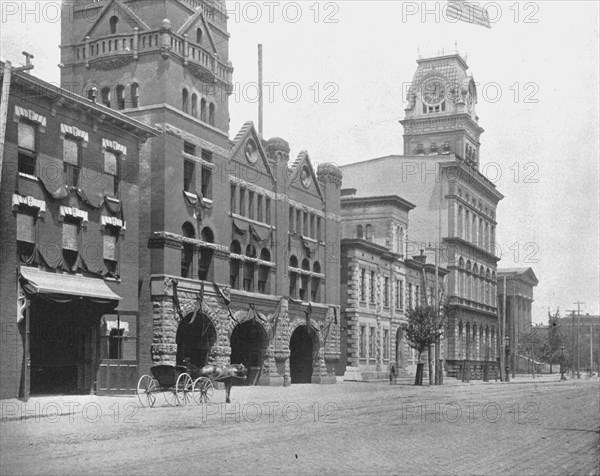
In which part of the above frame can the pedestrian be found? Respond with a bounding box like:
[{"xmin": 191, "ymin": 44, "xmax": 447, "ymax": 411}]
[{"xmin": 389, "ymin": 363, "xmax": 396, "ymax": 385}]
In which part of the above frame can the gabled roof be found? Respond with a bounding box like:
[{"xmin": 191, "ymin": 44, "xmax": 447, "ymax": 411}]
[
  {"xmin": 229, "ymin": 121, "xmax": 274, "ymax": 181},
  {"xmin": 498, "ymin": 267, "xmax": 539, "ymax": 285},
  {"xmin": 177, "ymin": 10, "xmax": 219, "ymax": 58},
  {"xmin": 288, "ymin": 150, "xmax": 324, "ymax": 201},
  {"xmin": 83, "ymin": 0, "xmax": 150, "ymax": 41}
]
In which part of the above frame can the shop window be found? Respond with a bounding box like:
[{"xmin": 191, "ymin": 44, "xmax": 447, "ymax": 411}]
[
  {"xmin": 18, "ymin": 121, "xmax": 37, "ymax": 175},
  {"xmin": 63, "ymin": 137, "xmax": 81, "ymax": 187},
  {"xmin": 108, "ymin": 328, "xmax": 124, "ymax": 358}
]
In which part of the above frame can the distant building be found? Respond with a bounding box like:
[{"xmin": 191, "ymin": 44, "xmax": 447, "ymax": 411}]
[
  {"xmin": 0, "ymin": 61, "xmax": 157, "ymax": 399},
  {"xmin": 497, "ymin": 268, "xmax": 539, "ymax": 374},
  {"xmin": 341, "ymin": 53, "xmax": 504, "ymax": 378},
  {"xmin": 339, "ymin": 190, "xmax": 447, "ymax": 380}
]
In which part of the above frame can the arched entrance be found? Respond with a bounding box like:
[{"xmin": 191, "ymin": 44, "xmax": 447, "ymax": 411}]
[
  {"xmin": 230, "ymin": 320, "xmax": 268, "ymax": 386},
  {"xmin": 176, "ymin": 312, "xmax": 216, "ymax": 367},
  {"xmin": 290, "ymin": 326, "xmax": 314, "ymax": 384}
]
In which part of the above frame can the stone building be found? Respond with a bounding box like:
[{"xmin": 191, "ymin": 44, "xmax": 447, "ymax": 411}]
[
  {"xmin": 497, "ymin": 268, "xmax": 539, "ymax": 375},
  {"xmin": 0, "ymin": 61, "xmax": 157, "ymax": 399},
  {"xmin": 341, "ymin": 53, "xmax": 504, "ymax": 378},
  {"xmin": 58, "ymin": 0, "xmax": 342, "ymax": 388},
  {"xmin": 339, "ymin": 190, "xmax": 447, "ymax": 380}
]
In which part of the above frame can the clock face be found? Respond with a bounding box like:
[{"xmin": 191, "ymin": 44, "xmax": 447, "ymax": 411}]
[
  {"xmin": 300, "ymin": 167, "xmax": 312, "ymax": 188},
  {"xmin": 422, "ymin": 79, "xmax": 446, "ymax": 105}
]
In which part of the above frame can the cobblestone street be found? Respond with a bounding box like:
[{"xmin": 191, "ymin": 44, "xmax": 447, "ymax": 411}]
[{"xmin": 1, "ymin": 377, "xmax": 598, "ymax": 476}]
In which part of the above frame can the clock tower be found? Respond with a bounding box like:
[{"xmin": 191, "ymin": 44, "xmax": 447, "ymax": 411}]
[{"xmin": 400, "ymin": 53, "xmax": 482, "ymax": 169}]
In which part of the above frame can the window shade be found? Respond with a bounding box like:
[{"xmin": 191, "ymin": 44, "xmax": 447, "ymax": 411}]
[
  {"xmin": 16, "ymin": 213, "xmax": 35, "ymax": 243},
  {"xmin": 103, "ymin": 233, "xmax": 117, "ymax": 261},
  {"xmin": 62, "ymin": 222, "xmax": 79, "ymax": 250},
  {"xmin": 18, "ymin": 122, "xmax": 35, "ymax": 151},
  {"xmin": 63, "ymin": 139, "xmax": 79, "ymax": 165},
  {"xmin": 104, "ymin": 150, "xmax": 117, "ymax": 175}
]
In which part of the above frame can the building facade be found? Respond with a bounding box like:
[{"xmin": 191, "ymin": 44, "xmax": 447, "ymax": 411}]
[
  {"xmin": 0, "ymin": 62, "xmax": 157, "ymax": 399},
  {"xmin": 341, "ymin": 53, "xmax": 504, "ymax": 378},
  {"xmin": 497, "ymin": 268, "xmax": 539, "ymax": 375},
  {"xmin": 339, "ymin": 191, "xmax": 447, "ymax": 380},
  {"xmin": 59, "ymin": 0, "xmax": 342, "ymax": 388}
]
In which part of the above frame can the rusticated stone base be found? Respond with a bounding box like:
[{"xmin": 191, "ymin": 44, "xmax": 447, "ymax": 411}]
[{"xmin": 149, "ymin": 276, "xmax": 341, "ymax": 386}]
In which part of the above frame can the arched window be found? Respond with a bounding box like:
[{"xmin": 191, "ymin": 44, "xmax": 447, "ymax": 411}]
[
  {"xmin": 181, "ymin": 222, "xmax": 195, "ymax": 278},
  {"xmin": 101, "ymin": 87, "xmax": 111, "ymax": 108},
  {"xmin": 182, "ymin": 88, "xmax": 189, "ymax": 114},
  {"xmin": 243, "ymin": 244, "xmax": 256, "ymax": 292},
  {"xmin": 229, "ymin": 241, "xmax": 241, "ymax": 289},
  {"xmin": 196, "ymin": 28, "xmax": 203, "ymax": 44},
  {"xmin": 110, "ymin": 16, "xmax": 118, "ymax": 35},
  {"xmin": 208, "ymin": 103, "xmax": 215, "ymax": 126},
  {"xmin": 258, "ymin": 248, "xmax": 271, "ymax": 294},
  {"xmin": 198, "ymin": 227, "xmax": 214, "ymax": 281},
  {"xmin": 311, "ymin": 262, "xmax": 321, "ymax": 302},
  {"xmin": 116, "ymin": 85, "xmax": 125, "ymax": 110},
  {"xmin": 365, "ymin": 224, "xmax": 373, "ymax": 241},
  {"xmin": 200, "ymin": 98, "xmax": 207, "ymax": 122},
  {"xmin": 130, "ymin": 83, "xmax": 139, "ymax": 108},
  {"xmin": 289, "ymin": 255, "xmax": 298, "ymax": 298},
  {"xmin": 356, "ymin": 225, "xmax": 364, "ymax": 239},
  {"xmin": 191, "ymin": 93, "xmax": 198, "ymax": 118},
  {"xmin": 87, "ymin": 87, "xmax": 97, "ymax": 102}
]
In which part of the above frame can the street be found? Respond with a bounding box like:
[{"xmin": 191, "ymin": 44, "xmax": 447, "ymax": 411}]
[{"xmin": 1, "ymin": 378, "xmax": 599, "ymax": 475}]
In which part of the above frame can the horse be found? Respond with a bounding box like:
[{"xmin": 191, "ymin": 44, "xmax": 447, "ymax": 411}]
[{"xmin": 198, "ymin": 363, "xmax": 247, "ymax": 403}]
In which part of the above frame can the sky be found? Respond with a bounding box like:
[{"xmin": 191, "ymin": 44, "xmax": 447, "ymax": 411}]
[{"xmin": 1, "ymin": 1, "xmax": 599, "ymax": 324}]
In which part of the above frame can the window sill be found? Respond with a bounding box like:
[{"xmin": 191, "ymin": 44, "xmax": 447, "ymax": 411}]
[
  {"xmin": 231, "ymin": 213, "xmax": 274, "ymax": 230},
  {"xmin": 18, "ymin": 172, "xmax": 39, "ymax": 182}
]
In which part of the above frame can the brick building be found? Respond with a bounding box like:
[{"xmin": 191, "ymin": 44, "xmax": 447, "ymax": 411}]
[
  {"xmin": 497, "ymin": 268, "xmax": 539, "ymax": 375},
  {"xmin": 341, "ymin": 53, "xmax": 504, "ymax": 378},
  {"xmin": 0, "ymin": 61, "xmax": 157, "ymax": 399},
  {"xmin": 339, "ymin": 190, "xmax": 447, "ymax": 380},
  {"xmin": 58, "ymin": 0, "xmax": 342, "ymax": 388}
]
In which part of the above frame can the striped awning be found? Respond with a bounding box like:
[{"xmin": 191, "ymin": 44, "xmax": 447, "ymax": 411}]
[{"xmin": 20, "ymin": 266, "xmax": 121, "ymax": 302}]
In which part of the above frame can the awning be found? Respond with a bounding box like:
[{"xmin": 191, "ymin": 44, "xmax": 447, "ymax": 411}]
[{"xmin": 20, "ymin": 267, "xmax": 121, "ymax": 302}]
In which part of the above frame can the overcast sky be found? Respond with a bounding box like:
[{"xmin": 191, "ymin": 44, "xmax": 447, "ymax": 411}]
[{"xmin": 1, "ymin": 1, "xmax": 599, "ymax": 323}]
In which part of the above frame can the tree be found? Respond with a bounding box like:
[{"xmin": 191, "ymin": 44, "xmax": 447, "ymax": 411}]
[
  {"xmin": 541, "ymin": 309, "xmax": 563, "ymax": 373},
  {"xmin": 404, "ymin": 305, "xmax": 445, "ymax": 385}
]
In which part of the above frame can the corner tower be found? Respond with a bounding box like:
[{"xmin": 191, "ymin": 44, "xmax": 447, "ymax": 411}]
[
  {"xmin": 60, "ymin": 0, "xmax": 233, "ymax": 134},
  {"xmin": 400, "ymin": 53, "xmax": 482, "ymax": 169}
]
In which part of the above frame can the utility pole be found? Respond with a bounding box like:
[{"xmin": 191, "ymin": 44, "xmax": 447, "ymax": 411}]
[
  {"xmin": 574, "ymin": 301, "xmax": 584, "ymax": 378},
  {"xmin": 502, "ymin": 275, "xmax": 508, "ymax": 382},
  {"xmin": 566, "ymin": 310, "xmax": 576, "ymax": 378}
]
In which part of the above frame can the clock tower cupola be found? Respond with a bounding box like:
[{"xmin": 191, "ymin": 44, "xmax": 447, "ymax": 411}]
[{"xmin": 400, "ymin": 53, "xmax": 483, "ymax": 168}]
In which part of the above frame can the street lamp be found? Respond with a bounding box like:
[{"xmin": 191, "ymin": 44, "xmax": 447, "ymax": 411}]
[
  {"xmin": 560, "ymin": 345, "xmax": 566, "ymax": 381},
  {"xmin": 504, "ymin": 335, "xmax": 510, "ymax": 382}
]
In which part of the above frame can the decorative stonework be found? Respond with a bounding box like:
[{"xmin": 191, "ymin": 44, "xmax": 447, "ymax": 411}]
[
  {"xmin": 187, "ymin": 62, "xmax": 216, "ymax": 83},
  {"xmin": 89, "ymin": 54, "xmax": 134, "ymax": 71}
]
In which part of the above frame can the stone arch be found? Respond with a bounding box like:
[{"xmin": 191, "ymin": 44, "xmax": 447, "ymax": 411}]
[
  {"xmin": 227, "ymin": 309, "xmax": 270, "ymax": 338},
  {"xmin": 288, "ymin": 317, "xmax": 321, "ymax": 384},
  {"xmin": 176, "ymin": 309, "xmax": 217, "ymax": 367}
]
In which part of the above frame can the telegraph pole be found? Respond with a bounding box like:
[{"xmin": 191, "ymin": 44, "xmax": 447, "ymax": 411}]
[{"xmin": 574, "ymin": 301, "xmax": 584, "ymax": 378}]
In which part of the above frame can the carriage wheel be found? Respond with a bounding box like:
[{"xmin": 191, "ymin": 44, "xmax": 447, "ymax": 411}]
[
  {"xmin": 136, "ymin": 375, "xmax": 157, "ymax": 408},
  {"xmin": 192, "ymin": 377, "xmax": 213, "ymax": 404},
  {"xmin": 163, "ymin": 389, "xmax": 179, "ymax": 407},
  {"xmin": 175, "ymin": 373, "xmax": 193, "ymax": 406}
]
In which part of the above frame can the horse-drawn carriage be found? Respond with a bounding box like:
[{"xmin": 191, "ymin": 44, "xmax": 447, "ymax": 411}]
[{"xmin": 136, "ymin": 362, "xmax": 246, "ymax": 408}]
